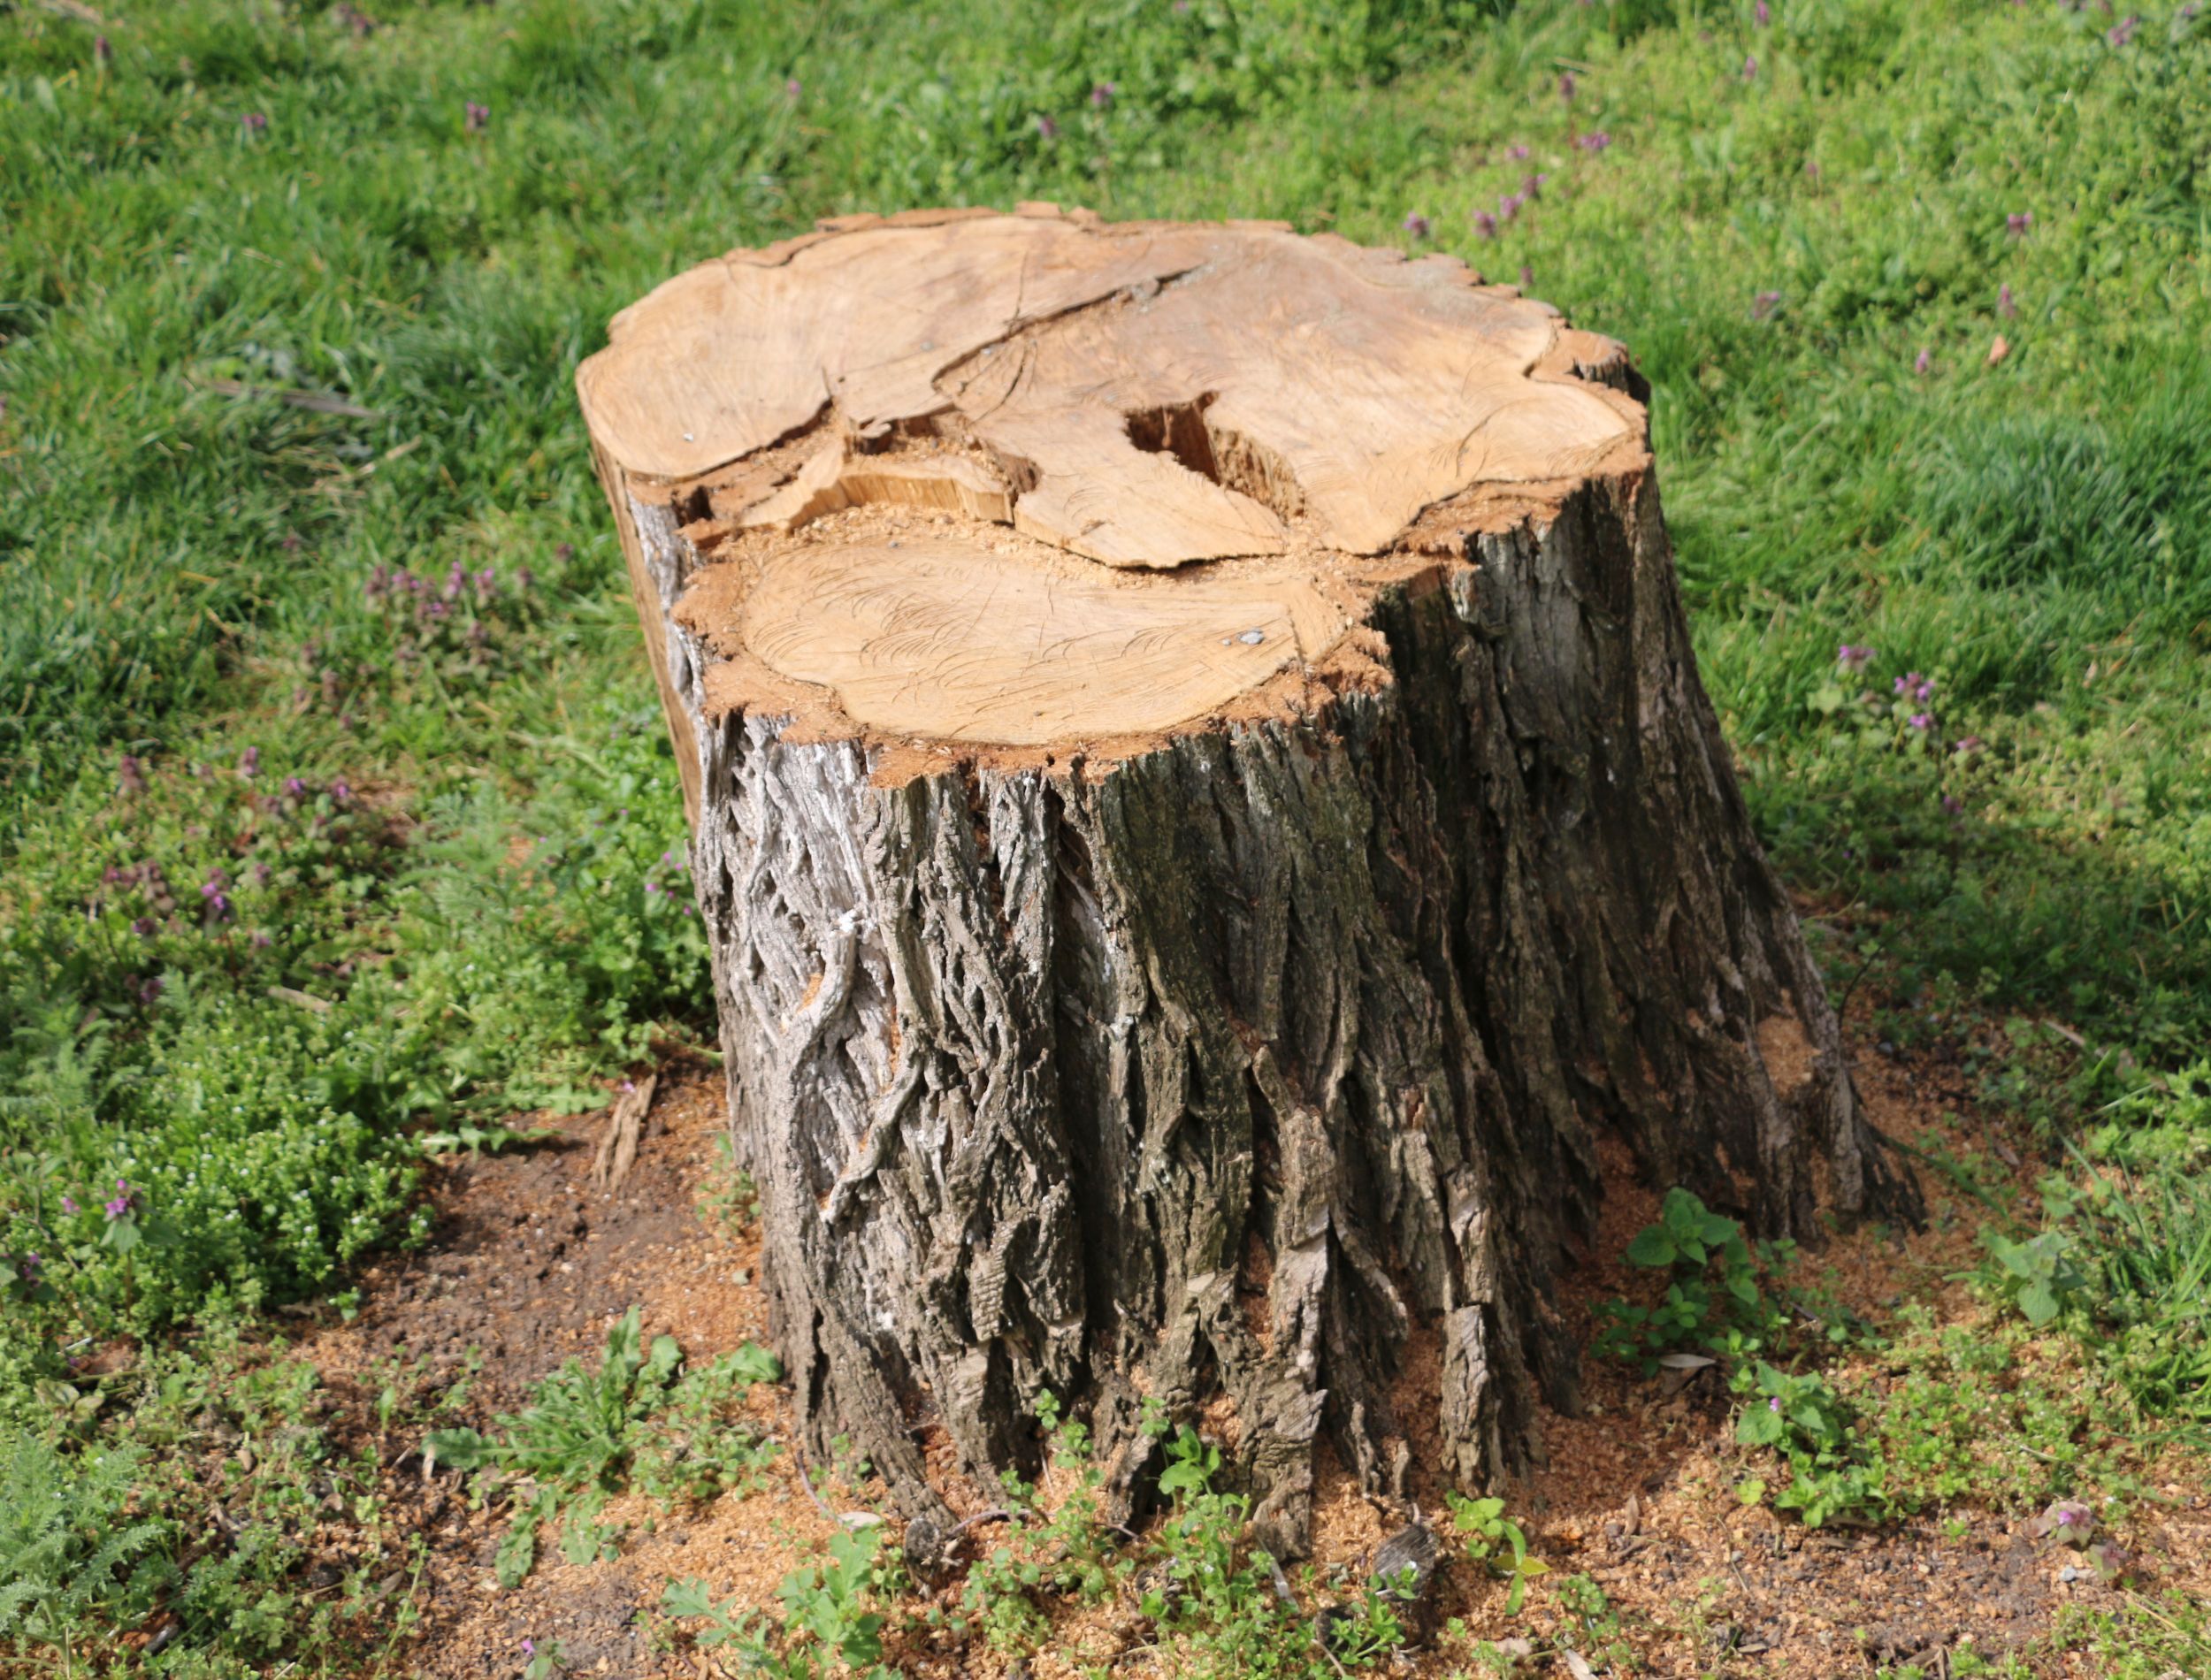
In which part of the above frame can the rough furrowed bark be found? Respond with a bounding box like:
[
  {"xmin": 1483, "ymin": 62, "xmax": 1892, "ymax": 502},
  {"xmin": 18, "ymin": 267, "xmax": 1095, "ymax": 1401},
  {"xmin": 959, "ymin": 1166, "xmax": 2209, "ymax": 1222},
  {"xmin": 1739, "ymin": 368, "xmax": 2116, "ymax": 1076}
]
[{"xmin": 578, "ymin": 209, "xmax": 1920, "ymax": 1554}]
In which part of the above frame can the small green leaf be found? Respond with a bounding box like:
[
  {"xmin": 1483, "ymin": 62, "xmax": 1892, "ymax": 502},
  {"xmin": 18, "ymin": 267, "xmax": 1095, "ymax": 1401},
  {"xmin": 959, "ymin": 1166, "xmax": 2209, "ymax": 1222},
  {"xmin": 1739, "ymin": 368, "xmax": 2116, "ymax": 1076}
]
[{"xmin": 425, "ymin": 1426, "xmax": 493, "ymax": 1469}]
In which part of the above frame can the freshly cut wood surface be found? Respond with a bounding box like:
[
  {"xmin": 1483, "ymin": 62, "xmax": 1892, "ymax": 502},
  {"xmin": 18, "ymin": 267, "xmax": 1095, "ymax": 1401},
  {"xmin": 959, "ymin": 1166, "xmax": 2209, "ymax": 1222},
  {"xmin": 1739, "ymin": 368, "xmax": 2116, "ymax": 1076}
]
[
  {"xmin": 731, "ymin": 536, "xmax": 1343, "ymax": 746},
  {"xmin": 578, "ymin": 210, "xmax": 1641, "ymax": 563},
  {"xmin": 577, "ymin": 206, "xmax": 1646, "ymax": 759}
]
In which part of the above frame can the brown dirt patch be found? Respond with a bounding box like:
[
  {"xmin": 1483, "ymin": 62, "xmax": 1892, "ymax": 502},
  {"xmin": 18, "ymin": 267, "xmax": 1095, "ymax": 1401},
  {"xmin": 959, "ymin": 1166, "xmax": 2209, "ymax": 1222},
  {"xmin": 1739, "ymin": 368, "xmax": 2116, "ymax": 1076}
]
[{"xmin": 280, "ymin": 1034, "xmax": 2205, "ymax": 1677}]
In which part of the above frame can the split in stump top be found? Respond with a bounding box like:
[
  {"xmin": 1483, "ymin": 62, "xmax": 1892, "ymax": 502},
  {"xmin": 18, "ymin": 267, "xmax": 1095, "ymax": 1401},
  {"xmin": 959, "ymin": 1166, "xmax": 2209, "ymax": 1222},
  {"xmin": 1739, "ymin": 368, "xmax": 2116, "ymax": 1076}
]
[{"xmin": 578, "ymin": 205, "xmax": 1651, "ymax": 773}]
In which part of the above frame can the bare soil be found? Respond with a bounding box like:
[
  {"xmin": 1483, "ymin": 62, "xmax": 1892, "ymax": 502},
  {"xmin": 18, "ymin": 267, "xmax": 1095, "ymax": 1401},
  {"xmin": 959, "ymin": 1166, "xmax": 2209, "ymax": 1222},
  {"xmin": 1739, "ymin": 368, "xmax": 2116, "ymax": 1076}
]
[{"xmin": 286, "ymin": 1042, "xmax": 2207, "ymax": 1677}]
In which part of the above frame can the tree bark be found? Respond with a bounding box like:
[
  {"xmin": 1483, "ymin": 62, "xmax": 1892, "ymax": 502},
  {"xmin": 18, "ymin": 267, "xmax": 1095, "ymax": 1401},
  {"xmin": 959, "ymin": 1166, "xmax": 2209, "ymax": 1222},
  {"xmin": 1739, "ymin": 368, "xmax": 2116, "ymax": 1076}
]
[{"xmin": 578, "ymin": 208, "xmax": 1917, "ymax": 1551}]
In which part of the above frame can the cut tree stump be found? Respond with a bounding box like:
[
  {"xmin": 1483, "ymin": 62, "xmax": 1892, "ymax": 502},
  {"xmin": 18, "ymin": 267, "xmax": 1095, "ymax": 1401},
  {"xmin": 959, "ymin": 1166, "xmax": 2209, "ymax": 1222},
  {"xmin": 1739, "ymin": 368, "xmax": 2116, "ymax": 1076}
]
[{"xmin": 578, "ymin": 206, "xmax": 1918, "ymax": 1550}]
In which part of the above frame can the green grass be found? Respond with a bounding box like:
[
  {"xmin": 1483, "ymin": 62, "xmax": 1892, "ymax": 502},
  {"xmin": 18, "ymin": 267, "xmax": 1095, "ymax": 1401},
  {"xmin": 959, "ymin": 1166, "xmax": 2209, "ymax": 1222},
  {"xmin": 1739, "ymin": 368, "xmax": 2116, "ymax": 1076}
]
[{"xmin": 4, "ymin": 0, "xmax": 2210, "ymax": 1671}]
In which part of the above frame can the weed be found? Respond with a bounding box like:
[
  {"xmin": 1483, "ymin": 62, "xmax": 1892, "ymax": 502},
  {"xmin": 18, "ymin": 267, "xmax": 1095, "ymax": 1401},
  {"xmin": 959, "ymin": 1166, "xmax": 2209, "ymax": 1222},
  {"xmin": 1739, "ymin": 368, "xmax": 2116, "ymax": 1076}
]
[
  {"xmin": 1592, "ymin": 1188, "xmax": 1829, "ymax": 1370},
  {"xmin": 1445, "ymin": 1493, "xmax": 1546, "ymax": 1613},
  {"xmin": 664, "ymin": 1525, "xmax": 903, "ymax": 1680},
  {"xmin": 428, "ymin": 1307, "xmax": 778, "ymax": 1586},
  {"xmin": 698, "ymin": 1133, "xmax": 760, "ymax": 1234}
]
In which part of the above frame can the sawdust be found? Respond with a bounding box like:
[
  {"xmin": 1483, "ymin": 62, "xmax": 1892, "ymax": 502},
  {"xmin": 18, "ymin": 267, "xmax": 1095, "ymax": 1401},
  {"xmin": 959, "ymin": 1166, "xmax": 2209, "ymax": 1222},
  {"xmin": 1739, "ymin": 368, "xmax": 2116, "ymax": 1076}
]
[{"xmin": 277, "ymin": 1035, "xmax": 2205, "ymax": 1676}]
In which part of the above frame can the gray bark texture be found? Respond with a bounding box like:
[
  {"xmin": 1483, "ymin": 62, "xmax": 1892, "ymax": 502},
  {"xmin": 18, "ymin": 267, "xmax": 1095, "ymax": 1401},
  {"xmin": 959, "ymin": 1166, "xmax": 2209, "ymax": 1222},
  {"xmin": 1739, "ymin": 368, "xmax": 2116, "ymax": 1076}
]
[{"xmin": 593, "ymin": 454, "xmax": 1917, "ymax": 1554}]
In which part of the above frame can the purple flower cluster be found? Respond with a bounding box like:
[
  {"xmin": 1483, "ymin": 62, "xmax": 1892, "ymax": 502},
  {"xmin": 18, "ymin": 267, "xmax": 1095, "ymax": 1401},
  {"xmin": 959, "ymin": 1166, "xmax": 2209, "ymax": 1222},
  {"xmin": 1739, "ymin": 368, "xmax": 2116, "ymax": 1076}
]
[
  {"xmin": 104, "ymin": 1180, "xmax": 134, "ymax": 1221},
  {"xmin": 1090, "ymin": 81, "xmax": 1116, "ymax": 109},
  {"xmin": 201, "ymin": 867, "xmax": 233, "ymax": 922},
  {"xmin": 1894, "ymin": 671, "xmax": 1934, "ymax": 705},
  {"xmin": 1402, "ymin": 211, "xmax": 1432, "ymax": 240},
  {"xmin": 1577, "ymin": 131, "xmax": 1612, "ymax": 152},
  {"xmin": 241, "ymin": 111, "xmax": 269, "ymax": 135},
  {"xmin": 2006, "ymin": 210, "xmax": 2033, "ymax": 237},
  {"xmin": 2106, "ymin": 13, "xmax": 2140, "ymax": 45},
  {"xmin": 1752, "ymin": 289, "xmax": 1783, "ymax": 319},
  {"xmin": 465, "ymin": 100, "xmax": 491, "ymax": 134},
  {"xmin": 1836, "ymin": 643, "xmax": 1876, "ymax": 674}
]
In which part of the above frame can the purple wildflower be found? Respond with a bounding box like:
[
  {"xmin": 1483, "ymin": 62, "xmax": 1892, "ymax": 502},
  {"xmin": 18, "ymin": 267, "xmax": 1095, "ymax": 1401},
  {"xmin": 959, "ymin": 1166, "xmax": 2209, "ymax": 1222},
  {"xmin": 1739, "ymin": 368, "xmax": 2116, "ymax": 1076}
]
[
  {"xmin": 61, "ymin": 1196, "xmax": 78, "ymax": 1216},
  {"xmin": 1953, "ymin": 736, "xmax": 1984, "ymax": 758},
  {"xmin": 1559, "ymin": 71, "xmax": 1576, "ymax": 102},
  {"xmin": 1519, "ymin": 265, "xmax": 1534, "ymax": 288},
  {"xmin": 1894, "ymin": 672, "xmax": 1933, "ymax": 703},
  {"xmin": 1523, "ymin": 172, "xmax": 1548, "ymax": 200},
  {"xmin": 1473, "ymin": 210, "xmax": 1498, "ymax": 239},
  {"xmin": 1914, "ymin": 347, "xmax": 1932, "ymax": 376},
  {"xmin": 1999, "ymin": 282, "xmax": 2017, "ymax": 319},
  {"xmin": 330, "ymin": 778, "xmax": 353, "ymax": 805},
  {"xmin": 2106, "ymin": 13, "xmax": 2139, "ymax": 43},
  {"xmin": 1908, "ymin": 713, "xmax": 1932, "ymax": 731},
  {"xmin": 1752, "ymin": 290, "xmax": 1782, "ymax": 319},
  {"xmin": 95, "ymin": 34, "xmax": 112, "ymax": 64},
  {"xmin": 2006, "ymin": 210, "xmax": 2033, "ymax": 237},
  {"xmin": 285, "ymin": 776, "xmax": 307, "ymax": 798},
  {"xmin": 1836, "ymin": 644, "xmax": 1876, "ymax": 673},
  {"xmin": 1506, "ymin": 143, "xmax": 1531, "ymax": 160},
  {"xmin": 241, "ymin": 111, "xmax": 268, "ymax": 134},
  {"xmin": 1090, "ymin": 81, "xmax": 1116, "ymax": 109},
  {"xmin": 1402, "ymin": 211, "xmax": 1432, "ymax": 240},
  {"xmin": 1036, "ymin": 114, "xmax": 1059, "ymax": 140},
  {"xmin": 1578, "ymin": 131, "xmax": 1612, "ymax": 152},
  {"xmin": 1941, "ymin": 795, "xmax": 1963, "ymax": 816},
  {"xmin": 464, "ymin": 100, "xmax": 490, "ymax": 134},
  {"xmin": 784, "ymin": 78, "xmax": 801, "ymax": 99},
  {"xmin": 119, "ymin": 754, "xmax": 146, "ymax": 796},
  {"xmin": 522, "ymin": 1640, "xmax": 536, "ymax": 1659},
  {"xmin": 132, "ymin": 917, "xmax": 156, "ymax": 937},
  {"xmin": 105, "ymin": 1180, "xmax": 134, "ymax": 1220},
  {"xmin": 1743, "ymin": 54, "xmax": 1758, "ymax": 79},
  {"xmin": 1767, "ymin": 1396, "xmax": 1781, "ymax": 1412},
  {"xmin": 239, "ymin": 745, "xmax": 260, "ymax": 780},
  {"xmin": 1755, "ymin": 0, "xmax": 1771, "ymax": 21}
]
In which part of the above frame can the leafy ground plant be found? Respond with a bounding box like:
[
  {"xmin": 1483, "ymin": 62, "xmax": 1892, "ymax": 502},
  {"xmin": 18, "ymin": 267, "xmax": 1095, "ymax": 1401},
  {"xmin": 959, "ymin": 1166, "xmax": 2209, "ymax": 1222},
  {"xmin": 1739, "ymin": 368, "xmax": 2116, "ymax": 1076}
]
[
  {"xmin": 1590, "ymin": 1188, "xmax": 1826, "ymax": 1370},
  {"xmin": 429, "ymin": 1307, "xmax": 778, "ymax": 1587}
]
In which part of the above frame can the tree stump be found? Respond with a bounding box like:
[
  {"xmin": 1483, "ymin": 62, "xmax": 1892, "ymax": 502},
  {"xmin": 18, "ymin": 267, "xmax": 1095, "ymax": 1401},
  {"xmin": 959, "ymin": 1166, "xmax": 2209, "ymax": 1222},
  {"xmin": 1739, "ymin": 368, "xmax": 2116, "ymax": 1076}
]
[{"xmin": 577, "ymin": 206, "xmax": 1916, "ymax": 1549}]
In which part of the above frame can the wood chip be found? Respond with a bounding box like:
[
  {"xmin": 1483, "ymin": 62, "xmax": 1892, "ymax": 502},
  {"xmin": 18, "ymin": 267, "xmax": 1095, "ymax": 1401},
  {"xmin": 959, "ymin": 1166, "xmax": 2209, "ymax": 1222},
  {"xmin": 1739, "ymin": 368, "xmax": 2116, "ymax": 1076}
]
[{"xmin": 590, "ymin": 1074, "xmax": 656, "ymax": 1194}]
